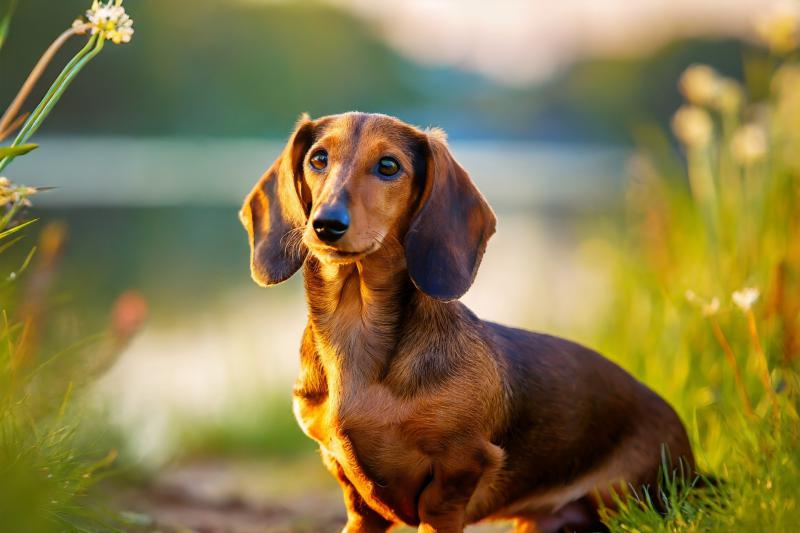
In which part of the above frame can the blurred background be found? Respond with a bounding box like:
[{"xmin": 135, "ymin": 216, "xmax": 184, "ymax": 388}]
[{"xmin": 1, "ymin": 0, "xmax": 795, "ymax": 530}]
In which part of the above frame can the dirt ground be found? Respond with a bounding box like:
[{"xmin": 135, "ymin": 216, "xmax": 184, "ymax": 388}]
[{"xmin": 118, "ymin": 458, "xmax": 510, "ymax": 533}]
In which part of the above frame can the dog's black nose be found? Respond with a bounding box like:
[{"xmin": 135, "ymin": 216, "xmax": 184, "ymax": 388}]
[{"xmin": 313, "ymin": 206, "xmax": 350, "ymax": 243}]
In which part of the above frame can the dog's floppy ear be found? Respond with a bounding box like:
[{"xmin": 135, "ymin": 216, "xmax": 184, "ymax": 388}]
[
  {"xmin": 405, "ymin": 129, "xmax": 496, "ymax": 301},
  {"xmin": 240, "ymin": 114, "xmax": 315, "ymax": 286}
]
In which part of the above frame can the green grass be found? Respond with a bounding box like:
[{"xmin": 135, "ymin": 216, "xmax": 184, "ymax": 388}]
[
  {"xmin": 0, "ymin": 2, "xmax": 134, "ymax": 530},
  {"xmin": 0, "ymin": 226, "xmax": 123, "ymax": 532},
  {"xmin": 590, "ymin": 39, "xmax": 800, "ymax": 532},
  {"xmin": 176, "ymin": 395, "xmax": 317, "ymax": 459}
]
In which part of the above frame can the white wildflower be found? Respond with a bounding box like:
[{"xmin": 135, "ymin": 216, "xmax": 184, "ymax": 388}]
[
  {"xmin": 84, "ymin": 1, "xmax": 134, "ymax": 45},
  {"xmin": 703, "ymin": 297, "xmax": 720, "ymax": 316},
  {"xmin": 756, "ymin": 3, "xmax": 800, "ymax": 54},
  {"xmin": 713, "ymin": 78, "xmax": 744, "ymax": 114},
  {"xmin": 72, "ymin": 18, "xmax": 89, "ymax": 34},
  {"xmin": 732, "ymin": 287, "xmax": 760, "ymax": 311},
  {"xmin": 731, "ymin": 124, "xmax": 768, "ymax": 166},
  {"xmin": 0, "ymin": 178, "xmax": 36, "ymax": 207},
  {"xmin": 672, "ymin": 105, "xmax": 713, "ymax": 148},
  {"xmin": 679, "ymin": 64, "xmax": 720, "ymax": 106},
  {"xmin": 772, "ymin": 64, "xmax": 800, "ymax": 97},
  {"xmin": 685, "ymin": 290, "xmax": 720, "ymax": 316}
]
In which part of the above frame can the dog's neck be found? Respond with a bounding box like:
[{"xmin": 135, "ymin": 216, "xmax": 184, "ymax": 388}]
[{"xmin": 303, "ymin": 244, "xmax": 414, "ymax": 386}]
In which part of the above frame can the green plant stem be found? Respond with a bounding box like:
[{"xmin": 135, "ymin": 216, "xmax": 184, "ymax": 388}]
[
  {"xmin": 746, "ymin": 309, "xmax": 780, "ymax": 420},
  {"xmin": 0, "ymin": 0, "xmax": 19, "ymax": 52},
  {"xmin": 23, "ymin": 44, "xmax": 105, "ymax": 135},
  {"xmin": 0, "ymin": 34, "xmax": 105, "ymax": 173},
  {"xmin": 709, "ymin": 316, "xmax": 755, "ymax": 418},
  {"xmin": 687, "ymin": 147, "xmax": 720, "ymax": 265},
  {"xmin": 0, "ymin": 25, "xmax": 86, "ymax": 135},
  {"xmin": 13, "ymin": 34, "xmax": 98, "ymax": 141},
  {"xmin": 0, "ymin": 201, "xmax": 26, "ymax": 231}
]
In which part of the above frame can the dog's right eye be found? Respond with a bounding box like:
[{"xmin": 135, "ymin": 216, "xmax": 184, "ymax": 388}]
[{"xmin": 309, "ymin": 150, "xmax": 328, "ymax": 171}]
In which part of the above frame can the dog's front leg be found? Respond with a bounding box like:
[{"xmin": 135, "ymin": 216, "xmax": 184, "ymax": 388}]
[
  {"xmin": 320, "ymin": 448, "xmax": 395, "ymax": 533},
  {"xmin": 417, "ymin": 461, "xmax": 483, "ymax": 533}
]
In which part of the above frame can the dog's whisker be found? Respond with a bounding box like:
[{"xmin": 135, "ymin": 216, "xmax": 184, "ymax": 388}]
[{"xmin": 280, "ymin": 226, "xmax": 306, "ymax": 261}]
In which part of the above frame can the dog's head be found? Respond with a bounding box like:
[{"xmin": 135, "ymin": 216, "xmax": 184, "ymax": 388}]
[{"xmin": 240, "ymin": 112, "xmax": 496, "ymax": 301}]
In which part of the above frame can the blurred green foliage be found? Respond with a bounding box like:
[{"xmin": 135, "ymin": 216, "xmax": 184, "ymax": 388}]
[
  {"xmin": 0, "ymin": 2, "xmax": 135, "ymax": 530},
  {"xmin": 1, "ymin": 0, "xmax": 477, "ymax": 136},
  {"xmin": 593, "ymin": 36, "xmax": 800, "ymax": 531},
  {"xmin": 0, "ymin": 218, "xmax": 120, "ymax": 532},
  {"xmin": 178, "ymin": 395, "xmax": 315, "ymax": 459},
  {"xmin": 0, "ymin": 0, "xmax": 748, "ymax": 141}
]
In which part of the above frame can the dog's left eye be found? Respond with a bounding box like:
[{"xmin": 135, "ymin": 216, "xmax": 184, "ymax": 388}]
[
  {"xmin": 376, "ymin": 157, "xmax": 400, "ymax": 178},
  {"xmin": 309, "ymin": 150, "xmax": 328, "ymax": 171}
]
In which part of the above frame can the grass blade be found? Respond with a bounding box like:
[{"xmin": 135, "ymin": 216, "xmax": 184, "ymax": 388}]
[
  {"xmin": 0, "ymin": 143, "xmax": 37, "ymax": 158},
  {"xmin": 0, "ymin": 0, "xmax": 19, "ymax": 52},
  {"xmin": 0, "ymin": 218, "xmax": 36, "ymax": 240},
  {"xmin": 0, "ymin": 35, "xmax": 102, "ymax": 173}
]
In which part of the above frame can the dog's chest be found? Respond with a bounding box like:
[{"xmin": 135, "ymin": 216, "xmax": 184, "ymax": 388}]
[
  {"xmin": 296, "ymin": 375, "xmax": 431, "ymax": 521},
  {"xmin": 294, "ymin": 290, "xmax": 448, "ymax": 522}
]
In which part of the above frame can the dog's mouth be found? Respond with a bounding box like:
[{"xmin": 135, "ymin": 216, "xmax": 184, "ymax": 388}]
[{"xmin": 307, "ymin": 242, "xmax": 378, "ymax": 264}]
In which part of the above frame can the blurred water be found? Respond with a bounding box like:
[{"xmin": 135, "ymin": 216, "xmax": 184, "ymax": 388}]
[
  {"xmin": 12, "ymin": 137, "xmax": 629, "ymax": 210},
  {"xmin": 11, "ymin": 138, "xmax": 629, "ymax": 463}
]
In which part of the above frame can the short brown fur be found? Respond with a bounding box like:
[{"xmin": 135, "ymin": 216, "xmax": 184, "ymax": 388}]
[{"xmin": 241, "ymin": 112, "xmax": 695, "ymax": 533}]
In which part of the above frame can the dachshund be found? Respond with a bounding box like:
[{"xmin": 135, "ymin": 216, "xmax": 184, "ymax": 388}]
[{"xmin": 240, "ymin": 112, "xmax": 695, "ymax": 533}]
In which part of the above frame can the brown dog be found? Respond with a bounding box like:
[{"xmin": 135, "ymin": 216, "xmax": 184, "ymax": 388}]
[{"xmin": 240, "ymin": 112, "xmax": 694, "ymax": 533}]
